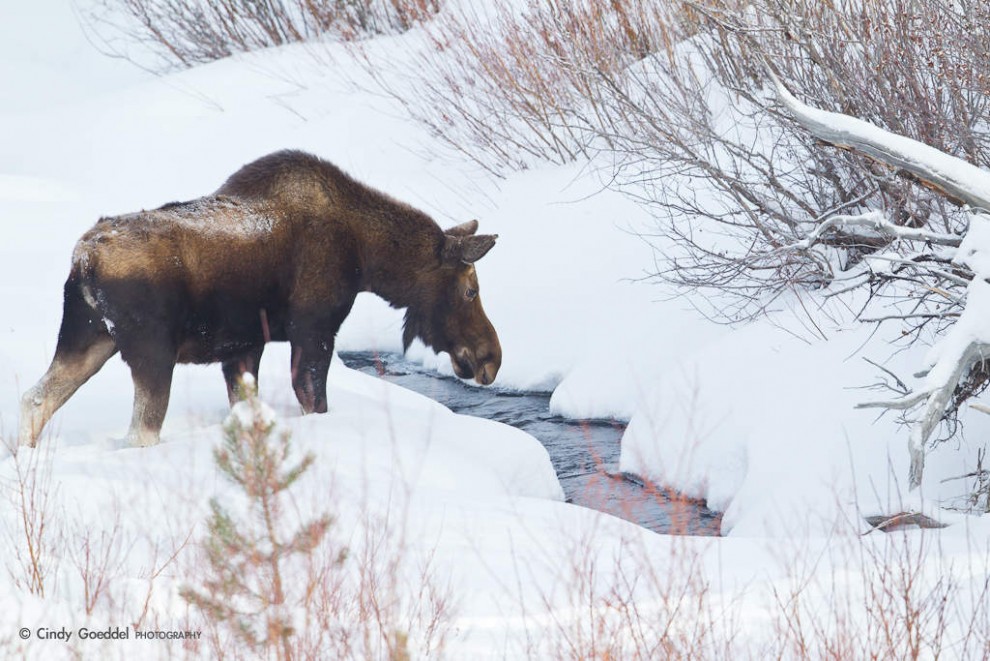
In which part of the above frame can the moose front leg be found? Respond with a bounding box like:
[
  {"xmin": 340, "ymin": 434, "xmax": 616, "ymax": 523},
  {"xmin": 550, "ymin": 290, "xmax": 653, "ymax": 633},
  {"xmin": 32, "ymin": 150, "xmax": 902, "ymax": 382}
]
[
  {"xmin": 287, "ymin": 298, "xmax": 354, "ymax": 415},
  {"xmin": 289, "ymin": 337, "xmax": 334, "ymax": 414}
]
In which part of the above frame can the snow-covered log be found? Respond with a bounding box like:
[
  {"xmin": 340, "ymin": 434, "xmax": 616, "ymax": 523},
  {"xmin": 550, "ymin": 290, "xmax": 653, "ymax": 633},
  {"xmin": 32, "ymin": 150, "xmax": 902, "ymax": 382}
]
[
  {"xmin": 780, "ymin": 210, "xmax": 962, "ymax": 251},
  {"xmin": 768, "ymin": 71, "xmax": 990, "ymax": 214},
  {"xmin": 770, "ymin": 73, "xmax": 990, "ymax": 489}
]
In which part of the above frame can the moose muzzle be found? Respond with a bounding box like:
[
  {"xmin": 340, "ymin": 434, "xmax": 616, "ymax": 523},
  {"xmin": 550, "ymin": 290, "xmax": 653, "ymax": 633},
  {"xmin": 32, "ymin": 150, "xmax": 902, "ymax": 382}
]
[{"xmin": 452, "ymin": 344, "xmax": 501, "ymax": 386}]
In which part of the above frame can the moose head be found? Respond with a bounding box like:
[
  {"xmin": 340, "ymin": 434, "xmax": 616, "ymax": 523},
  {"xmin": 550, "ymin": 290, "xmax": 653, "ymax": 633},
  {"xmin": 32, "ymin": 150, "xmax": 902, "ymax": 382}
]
[{"xmin": 402, "ymin": 219, "xmax": 502, "ymax": 385}]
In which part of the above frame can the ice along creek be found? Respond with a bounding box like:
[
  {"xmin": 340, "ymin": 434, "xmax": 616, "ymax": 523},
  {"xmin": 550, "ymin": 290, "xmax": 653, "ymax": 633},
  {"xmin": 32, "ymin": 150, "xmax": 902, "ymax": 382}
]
[{"xmin": 340, "ymin": 351, "xmax": 721, "ymax": 536}]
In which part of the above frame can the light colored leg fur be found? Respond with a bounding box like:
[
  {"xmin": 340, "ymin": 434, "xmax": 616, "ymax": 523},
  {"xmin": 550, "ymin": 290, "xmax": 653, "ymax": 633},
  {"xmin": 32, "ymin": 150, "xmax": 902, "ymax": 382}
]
[
  {"xmin": 124, "ymin": 360, "xmax": 174, "ymax": 448},
  {"xmin": 18, "ymin": 337, "xmax": 117, "ymax": 447},
  {"xmin": 125, "ymin": 388, "xmax": 163, "ymax": 448}
]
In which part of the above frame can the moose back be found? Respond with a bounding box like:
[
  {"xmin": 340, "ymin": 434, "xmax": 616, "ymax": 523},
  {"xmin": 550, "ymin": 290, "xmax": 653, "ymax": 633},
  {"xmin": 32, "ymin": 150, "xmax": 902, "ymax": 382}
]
[{"xmin": 19, "ymin": 150, "xmax": 501, "ymax": 447}]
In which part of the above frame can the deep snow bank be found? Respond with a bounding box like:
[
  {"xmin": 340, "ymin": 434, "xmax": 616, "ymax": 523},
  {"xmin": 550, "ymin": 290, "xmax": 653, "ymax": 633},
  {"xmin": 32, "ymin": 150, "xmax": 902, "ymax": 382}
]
[{"xmin": 620, "ymin": 304, "xmax": 990, "ymax": 536}]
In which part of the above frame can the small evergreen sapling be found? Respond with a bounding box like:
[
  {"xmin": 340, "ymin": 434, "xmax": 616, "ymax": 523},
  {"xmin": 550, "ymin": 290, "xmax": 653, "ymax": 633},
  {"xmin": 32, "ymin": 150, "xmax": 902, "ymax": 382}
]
[{"xmin": 181, "ymin": 375, "xmax": 337, "ymax": 659}]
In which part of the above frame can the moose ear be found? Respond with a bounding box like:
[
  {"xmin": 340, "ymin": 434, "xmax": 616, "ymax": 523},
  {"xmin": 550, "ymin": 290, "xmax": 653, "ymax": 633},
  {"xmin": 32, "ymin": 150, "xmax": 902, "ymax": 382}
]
[
  {"xmin": 444, "ymin": 219, "xmax": 479, "ymax": 237},
  {"xmin": 442, "ymin": 233, "xmax": 498, "ymax": 265}
]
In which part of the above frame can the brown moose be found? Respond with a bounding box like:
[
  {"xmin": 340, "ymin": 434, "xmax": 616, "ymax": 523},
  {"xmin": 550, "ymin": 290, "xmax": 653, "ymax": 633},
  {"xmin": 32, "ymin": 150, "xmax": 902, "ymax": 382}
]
[{"xmin": 19, "ymin": 150, "xmax": 501, "ymax": 447}]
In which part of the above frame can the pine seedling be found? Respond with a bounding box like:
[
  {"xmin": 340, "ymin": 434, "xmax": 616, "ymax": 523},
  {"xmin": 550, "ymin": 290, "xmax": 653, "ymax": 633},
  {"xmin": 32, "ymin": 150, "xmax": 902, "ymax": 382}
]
[{"xmin": 182, "ymin": 375, "xmax": 336, "ymax": 660}]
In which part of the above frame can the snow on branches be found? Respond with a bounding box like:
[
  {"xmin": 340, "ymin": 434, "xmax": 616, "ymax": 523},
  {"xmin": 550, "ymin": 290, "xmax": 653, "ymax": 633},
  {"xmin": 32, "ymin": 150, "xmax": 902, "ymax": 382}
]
[{"xmin": 772, "ymin": 73, "xmax": 990, "ymax": 489}]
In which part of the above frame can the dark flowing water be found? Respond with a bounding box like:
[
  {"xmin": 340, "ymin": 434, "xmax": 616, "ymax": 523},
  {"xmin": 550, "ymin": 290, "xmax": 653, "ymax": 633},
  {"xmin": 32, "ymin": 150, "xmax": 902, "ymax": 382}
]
[{"xmin": 341, "ymin": 351, "xmax": 721, "ymax": 536}]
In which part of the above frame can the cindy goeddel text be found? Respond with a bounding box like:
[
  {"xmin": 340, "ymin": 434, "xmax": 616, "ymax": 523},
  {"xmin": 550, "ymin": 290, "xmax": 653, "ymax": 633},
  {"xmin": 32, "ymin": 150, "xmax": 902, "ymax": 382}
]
[{"xmin": 21, "ymin": 626, "xmax": 202, "ymax": 641}]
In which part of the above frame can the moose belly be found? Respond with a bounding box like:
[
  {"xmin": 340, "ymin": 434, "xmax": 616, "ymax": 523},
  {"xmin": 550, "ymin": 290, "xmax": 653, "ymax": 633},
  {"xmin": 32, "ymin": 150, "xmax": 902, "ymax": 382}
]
[{"xmin": 176, "ymin": 302, "xmax": 287, "ymax": 364}]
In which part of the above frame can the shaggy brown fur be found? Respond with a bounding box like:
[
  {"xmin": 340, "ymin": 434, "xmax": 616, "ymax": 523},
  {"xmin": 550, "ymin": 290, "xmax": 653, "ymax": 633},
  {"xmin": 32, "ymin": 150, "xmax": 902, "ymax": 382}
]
[{"xmin": 19, "ymin": 150, "xmax": 501, "ymax": 447}]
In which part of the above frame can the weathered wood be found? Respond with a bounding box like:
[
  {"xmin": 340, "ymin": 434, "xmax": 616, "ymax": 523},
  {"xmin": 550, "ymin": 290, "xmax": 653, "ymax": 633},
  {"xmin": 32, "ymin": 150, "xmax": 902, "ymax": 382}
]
[{"xmin": 863, "ymin": 511, "xmax": 948, "ymax": 533}]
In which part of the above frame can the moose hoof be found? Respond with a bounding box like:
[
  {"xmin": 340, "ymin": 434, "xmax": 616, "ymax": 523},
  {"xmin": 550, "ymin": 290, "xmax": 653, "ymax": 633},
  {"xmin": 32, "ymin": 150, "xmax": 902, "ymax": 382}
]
[
  {"xmin": 126, "ymin": 429, "xmax": 161, "ymax": 448},
  {"xmin": 17, "ymin": 423, "xmax": 40, "ymax": 449}
]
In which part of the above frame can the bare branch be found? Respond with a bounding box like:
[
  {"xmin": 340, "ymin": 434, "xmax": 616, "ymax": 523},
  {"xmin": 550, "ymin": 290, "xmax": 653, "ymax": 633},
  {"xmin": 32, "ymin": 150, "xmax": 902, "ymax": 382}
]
[{"xmin": 856, "ymin": 390, "xmax": 932, "ymax": 411}]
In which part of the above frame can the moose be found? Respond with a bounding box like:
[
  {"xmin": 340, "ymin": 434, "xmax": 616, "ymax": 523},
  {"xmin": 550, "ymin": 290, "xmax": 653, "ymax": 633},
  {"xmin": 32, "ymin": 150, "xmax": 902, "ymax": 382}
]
[{"xmin": 19, "ymin": 150, "xmax": 502, "ymax": 447}]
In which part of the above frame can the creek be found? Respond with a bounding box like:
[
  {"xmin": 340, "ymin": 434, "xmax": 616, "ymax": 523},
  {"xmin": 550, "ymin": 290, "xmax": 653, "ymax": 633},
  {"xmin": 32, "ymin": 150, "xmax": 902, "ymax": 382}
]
[{"xmin": 341, "ymin": 351, "xmax": 721, "ymax": 536}]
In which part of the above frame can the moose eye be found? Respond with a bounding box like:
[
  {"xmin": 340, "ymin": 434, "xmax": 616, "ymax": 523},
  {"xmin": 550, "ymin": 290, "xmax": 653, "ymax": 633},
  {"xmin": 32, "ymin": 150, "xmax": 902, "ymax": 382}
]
[{"xmin": 465, "ymin": 287, "xmax": 478, "ymax": 301}]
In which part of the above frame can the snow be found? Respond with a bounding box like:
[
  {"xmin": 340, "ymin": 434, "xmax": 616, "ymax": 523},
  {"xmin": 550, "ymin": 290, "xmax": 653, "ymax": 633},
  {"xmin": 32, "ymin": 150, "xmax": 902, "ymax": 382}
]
[
  {"xmin": 930, "ymin": 213, "xmax": 990, "ymax": 387},
  {"xmin": 2, "ymin": 1, "xmax": 990, "ymax": 657},
  {"xmin": 0, "ymin": 3, "xmax": 149, "ymax": 114},
  {"xmin": 226, "ymin": 376, "xmax": 278, "ymax": 430},
  {"xmin": 955, "ymin": 213, "xmax": 990, "ymax": 277},
  {"xmin": 619, "ymin": 306, "xmax": 952, "ymax": 536}
]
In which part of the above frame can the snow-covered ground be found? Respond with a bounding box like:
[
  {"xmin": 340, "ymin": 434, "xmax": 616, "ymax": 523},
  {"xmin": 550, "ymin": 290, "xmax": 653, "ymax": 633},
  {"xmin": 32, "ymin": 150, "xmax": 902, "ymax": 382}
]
[{"xmin": 3, "ymin": 2, "xmax": 990, "ymax": 658}]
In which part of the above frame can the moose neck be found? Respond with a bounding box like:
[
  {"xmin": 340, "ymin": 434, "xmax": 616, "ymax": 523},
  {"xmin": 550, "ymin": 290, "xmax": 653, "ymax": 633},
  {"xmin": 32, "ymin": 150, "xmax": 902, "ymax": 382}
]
[{"xmin": 356, "ymin": 207, "xmax": 444, "ymax": 310}]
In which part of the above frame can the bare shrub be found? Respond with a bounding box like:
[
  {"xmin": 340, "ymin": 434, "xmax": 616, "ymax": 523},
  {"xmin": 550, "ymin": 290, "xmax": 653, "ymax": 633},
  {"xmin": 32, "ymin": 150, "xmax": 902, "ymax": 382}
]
[
  {"xmin": 766, "ymin": 528, "xmax": 983, "ymax": 660},
  {"xmin": 511, "ymin": 520, "xmax": 735, "ymax": 660},
  {"xmin": 67, "ymin": 505, "xmax": 130, "ymax": 616},
  {"xmin": 265, "ymin": 506, "xmax": 454, "ymax": 660},
  {"xmin": 508, "ymin": 513, "xmax": 990, "ymax": 660},
  {"xmin": 359, "ymin": 0, "xmax": 683, "ymax": 174},
  {"xmin": 943, "ymin": 447, "xmax": 990, "ymax": 513},
  {"xmin": 131, "ymin": 528, "xmax": 194, "ymax": 630},
  {"xmin": 955, "ymin": 546, "xmax": 990, "ymax": 660},
  {"xmin": 0, "ymin": 441, "xmax": 63, "ymax": 598},
  {"xmin": 82, "ymin": 0, "xmax": 441, "ymax": 71}
]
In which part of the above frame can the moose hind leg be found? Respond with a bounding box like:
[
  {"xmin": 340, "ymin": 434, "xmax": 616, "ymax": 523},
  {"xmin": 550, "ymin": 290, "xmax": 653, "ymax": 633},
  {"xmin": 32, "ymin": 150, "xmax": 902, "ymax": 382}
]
[
  {"xmin": 19, "ymin": 335, "xmax": 118, "ymax": 447},
  {"xmin": 124, "ymin": 350, "xmax": 176, "ymax": 447},
  {"xmin": 222, "ymin": 344, "xmax": 265, "ymax": 405},
  {"xmin": 19, "ymin": 271, "xmax": 119, "ymax": 448}
]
